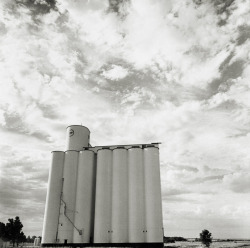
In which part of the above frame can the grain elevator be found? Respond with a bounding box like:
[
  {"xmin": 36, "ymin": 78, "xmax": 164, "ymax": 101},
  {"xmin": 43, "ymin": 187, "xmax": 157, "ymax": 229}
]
[{"xmin": 42, "ymin": 125, "xmax": 163, "ymax": 247}]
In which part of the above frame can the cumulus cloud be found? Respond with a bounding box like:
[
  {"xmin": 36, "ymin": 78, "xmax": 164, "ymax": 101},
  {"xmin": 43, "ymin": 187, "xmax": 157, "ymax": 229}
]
[
  {"xmin": 223, "ymin": 172, "xmax": 250, "ymax": 193},
  {"xmin": 102, "ymin": 65, "xmax": 129, "ymax": 81}
]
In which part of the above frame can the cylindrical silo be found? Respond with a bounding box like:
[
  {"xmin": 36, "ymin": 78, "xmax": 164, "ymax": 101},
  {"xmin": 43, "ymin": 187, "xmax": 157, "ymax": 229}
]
[
  {"xmin": 128, "ymin": 147, "xmax": 145, "ymax": 243},
  {"xmin": 144, "ymin": 147, "xmax": 163, "ymax": 242},
  {"xmin": 65, "ymin": 125, "xmax": 90, "ymax": 151},
  {"xmin": 111, "ymin": 148, "xmax": 128, "ymax": 243},
  {"xmin": 42, "ymin": 151, "xmax": 65, "ymax": 244},
  {"xmin": 73, "ymin": 150, "xmax": 96, "ymax": 243},
  {"xmin": 57, "ymin": 151, "xmax": 79, "ymax": 244},
  {"xmin": 93, "ymin": 149, "xmax": 112, "ymax": 243}
]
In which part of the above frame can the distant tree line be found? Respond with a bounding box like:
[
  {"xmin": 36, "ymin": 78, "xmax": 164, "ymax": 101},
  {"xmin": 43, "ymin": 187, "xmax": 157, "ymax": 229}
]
[
  {"xmin": 164, "ymin": 229, "xmax": 213, "ymax": 248},
  {"xmin": 0, "ymin": 216, "xmax": 41, "ymax": 247},
  {"xmin": 26, "ymin": 235, "xmax": 41, "ymax": 243},
  {"xmin": 164, "ymin": 236, "xmax": 187, "ymax": 243}
]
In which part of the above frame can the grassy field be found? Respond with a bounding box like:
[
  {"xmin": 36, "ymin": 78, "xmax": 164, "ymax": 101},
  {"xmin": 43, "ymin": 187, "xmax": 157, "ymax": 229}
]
[{"xmin": 165, "ymin": 241, "xmax": 250, "ymax": 248}]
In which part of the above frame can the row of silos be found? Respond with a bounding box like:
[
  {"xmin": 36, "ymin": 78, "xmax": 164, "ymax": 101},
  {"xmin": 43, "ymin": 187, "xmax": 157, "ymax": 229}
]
[
  {"xmin": 42, "ymin": 146, "xmax": 163, "ymax": 244},
  {"xmin": 94, "ymin": 147, "xmax": 163, "ymax": 243},
  {"xmin": 42, "ymin": 150, "xmax": 96, "ymax": 244}
]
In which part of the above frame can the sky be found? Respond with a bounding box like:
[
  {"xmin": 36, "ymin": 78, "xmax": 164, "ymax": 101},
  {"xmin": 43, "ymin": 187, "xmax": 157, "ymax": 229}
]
[{"xmin": 0, "ymin": 0, "xmax": 250, "ymax": 240}]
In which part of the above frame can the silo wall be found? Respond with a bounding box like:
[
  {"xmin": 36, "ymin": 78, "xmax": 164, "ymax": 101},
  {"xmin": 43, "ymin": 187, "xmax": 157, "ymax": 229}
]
[
  {"xmin": 57, "ymin": 151, "xmax": 79, "ymax": 244},
  {"xmin": 128, "ymin": 148, "xmax": 145, "ymax": 243},
  {"xmin": 73, "ymin": 150, "xmax": 96, "ymax": 243},
  {"xmin": 93, "ymin": 149, "xmax": 113, "ymax": 243},
  {"xmin": 144, "ymin": 147, "xmax": 163, "ymax": 242},
  {"xmin": 111, "ymin": 148, "xmax": 129, "ymax": 243},
  {"xmin": 42, "ymin": 151, "xmax": 65, "ymax": 244}
]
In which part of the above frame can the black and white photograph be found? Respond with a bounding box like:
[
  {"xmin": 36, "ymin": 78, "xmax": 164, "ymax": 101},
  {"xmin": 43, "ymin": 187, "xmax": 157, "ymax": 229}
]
[{"xmin": 0, "ymin": 1, "xmax": 249, "ymax": 248}]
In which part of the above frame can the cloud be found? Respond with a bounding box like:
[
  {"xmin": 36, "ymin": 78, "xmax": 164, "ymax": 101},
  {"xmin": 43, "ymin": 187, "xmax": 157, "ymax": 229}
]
[
  {"xmin": 186, "ymin": 175, "xmax": 225, "ymax": 185},
  {"xmin": 107, "ymin": 0, "xmax": 131, "ymax": 18},
  {"xmin": 1, "ymin": 110, "xmax": 51, "ymax": 142},
  {"xmin": 102, "ymin": 65, "xmax": 129, "ymax": 81},
  {"xmin": 16, "ymin": 0, "xmax": 57, "ymax": 15},
  {"xmin": 223, "ymin": 172, "xmax": 250, "ymax": 193}
]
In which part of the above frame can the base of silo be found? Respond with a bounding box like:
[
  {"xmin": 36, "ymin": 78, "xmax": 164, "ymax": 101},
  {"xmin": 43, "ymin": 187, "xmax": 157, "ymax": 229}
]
[{"xmin": 41, "ymin": 243, "xmax": 164, "ymax": 248}]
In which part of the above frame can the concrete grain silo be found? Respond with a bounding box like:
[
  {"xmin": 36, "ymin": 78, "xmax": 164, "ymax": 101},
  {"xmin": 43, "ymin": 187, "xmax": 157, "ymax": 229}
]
[{"xmin": 42, "ymin": 125, "xmax": 164, "ymax": 248}]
